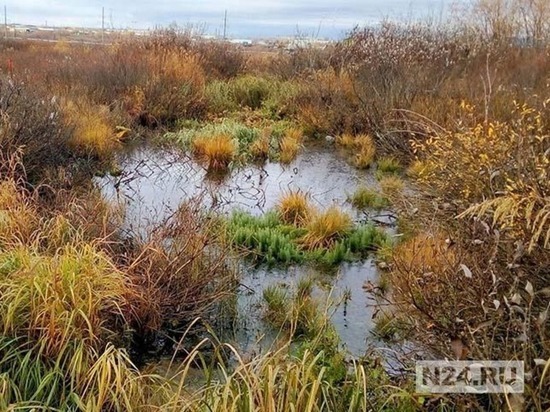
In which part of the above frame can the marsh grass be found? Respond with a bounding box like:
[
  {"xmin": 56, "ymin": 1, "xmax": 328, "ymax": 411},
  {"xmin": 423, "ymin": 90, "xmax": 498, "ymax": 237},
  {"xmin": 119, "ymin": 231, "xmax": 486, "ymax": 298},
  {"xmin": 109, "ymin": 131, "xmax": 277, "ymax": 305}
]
[
  {"xmin": 379, "ymin": 175, "xmax": 405, "ymax": 199},
  {"xmin": 278, "ymin": 127, "xmax": 303, "ymax": 164},
  {"xmin": 0, "ymin": 180, "xmax": 39, "ymax": 246},
  {"xmin": 301, "ymin": 207, "xmax": 352, "ymax": 250},
  {"xmin": 353, "ymin": 135, "xmax": 376, "ymax": 169},
  {"xmin": 250, "ymin": 128, "xmax": 272, "ymax": 160},
  {"xmin": 277, "ymin": 190, "xmax": 313, "ymax": 226},
  {"xmin": 335, "ymin": 133, "xmax": 355, "ymax": 148},
  {"xmin": 348, "ymin": 186, "xmax": 389, "ymax": 210},
  {"xmin": 159, "ymin": 326, "xmax": 417, "ymax": 412},
  {"xmin": 171, "ymin": 119, "xmax": 299, "ymax": 165},
  {"xmin": 336, "ymin": 133, "xmax": 376, "ymax": 169},
  {"xmin": 0, "ymin": 240, "xmax": 158, "ymax": 410},
  {"xmin": 373, "ymin": 310, "xmax": 407, "ymax": 341},
  {"xmin": 263, "ymin": 278, "xmax": 329, "ymax": 340},
  {"xmin": 226, "ymin": 205, "xmax": 387, "ymax": 267},
  {"xmin": 192, "ymin": 134, "xmax": 236, "ymax": 171},
  {"xmin": 377, "ymin": 156, "xmax": 401, "ymax": 175},
  {"xmin": 63, "ymin": 98, "xmax": 120, "ymax": 158}
]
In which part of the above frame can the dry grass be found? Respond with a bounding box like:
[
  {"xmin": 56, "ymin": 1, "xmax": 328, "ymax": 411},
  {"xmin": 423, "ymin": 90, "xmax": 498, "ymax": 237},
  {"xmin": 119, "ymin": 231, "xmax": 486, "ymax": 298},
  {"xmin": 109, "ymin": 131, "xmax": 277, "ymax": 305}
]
[
  {"xmin": 279, "ymin": 127, "xmax": 303, "ymax": 164},
  {"xmin": 379, "ymin": 175, "xmax": 405, "ymax": 199},
  {"xmin": 301, "ymin": 207, "xmax": 353, "ymax": 250},
  {"xmin": 406, "ymin": 160, "xmax": 431, "ymax": 179},
  {"xmin": 277, "ymin": 191, "xmax": 313, "ymax": 226},
  {"xmin": 353, "ymin": 134, "xmax": 376, "ymax": 169},
  {"xmin": 392, "ymin": 232, "xmax": 458, "ymax": 277},
  {"xmin": 124, "ymin": 201, "xmax": 236, "ymax": 336},
  {"xmin": 192, "ymin": 134, "xmax": 236, "ymax": 171},
  {"xmin": 0, "ymin": 180, "xmax": 39, "ymax": 246},
  {"xmin": 250, "ymin": 129, "xmax": 271, "ymax": 160},
  {"xmin": 63, "ymin": 98, "xmax": 120, "ymax": 158},
  {"xmin": 335, "ymin": 133, "xmax": 355, "ymax": 148}
]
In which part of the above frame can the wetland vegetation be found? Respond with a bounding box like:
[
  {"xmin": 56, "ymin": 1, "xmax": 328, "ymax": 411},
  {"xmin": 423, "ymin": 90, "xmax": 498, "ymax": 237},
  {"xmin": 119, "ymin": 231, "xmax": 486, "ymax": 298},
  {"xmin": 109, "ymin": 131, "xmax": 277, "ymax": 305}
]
[{"xmin": 0, "ymin": 1, "xmax": 549, "ymax": 410}]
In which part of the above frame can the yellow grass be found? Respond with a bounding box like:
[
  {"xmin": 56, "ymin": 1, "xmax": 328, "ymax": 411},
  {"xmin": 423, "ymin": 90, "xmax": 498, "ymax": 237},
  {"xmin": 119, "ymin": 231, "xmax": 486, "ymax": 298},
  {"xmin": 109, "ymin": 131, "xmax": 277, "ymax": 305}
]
[
  {"xmin": 277, "ymin": 191, "xmax": 313, "ymax": 226},
  {"xmin": 379, "ymin": 175, "xmax": 404, "ymax": 198},
  {"xmin": 63, "ymin": 99, "xmax": 120, "ymax": 157},
  {"xmin": 301, "ymin": 206, "xmax": 352, "ymax": 250},
  {"xmin": 0, "ymin": 181, "xmax": 38, "ymax": 246},
  {"xmin": 392, "ymin": 232, "xmax": 458, "ymax": 278},
  {"xmin": 251, "ymin": 129, "xmax": 271, "ymax": 160},
  {"xmin": 193, "ymin": 134, "xmax": 236, "ymax": 171},
  {"xmin": 406, "ymin": 160, "xmax": 431, "ymax": 178},
  {"xmin": 335, "ymin": 133, "xmax": 355, "ymax": 148},
  {"xmin": 353, "ymin": 134, "xmax": 376, "ymax": 169},
  {"xmin": 279, "ymin": 128, "xmax": 303, "ymax": 164}
]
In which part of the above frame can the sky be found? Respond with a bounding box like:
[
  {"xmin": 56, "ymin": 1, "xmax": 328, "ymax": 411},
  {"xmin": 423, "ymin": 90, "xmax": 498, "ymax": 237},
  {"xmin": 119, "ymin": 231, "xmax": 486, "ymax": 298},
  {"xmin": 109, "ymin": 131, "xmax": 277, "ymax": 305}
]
[{"xmin": 5, "ymin": 0, "xmax": 462, "ymax": 39}]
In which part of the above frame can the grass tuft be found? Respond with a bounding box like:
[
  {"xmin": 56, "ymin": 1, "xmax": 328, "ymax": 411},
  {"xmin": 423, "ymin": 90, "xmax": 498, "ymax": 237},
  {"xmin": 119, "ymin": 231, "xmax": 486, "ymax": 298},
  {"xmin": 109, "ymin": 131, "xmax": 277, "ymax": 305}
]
[
  {"xmin": 63, "ymin": 98, "xmax": 120, "ymax": 158},
  {"xmin": 279, "ymin": 127, "xmax": 303, "ymax": 164},
  {"xmin": 379, "ymin": 175, "xmax": 405, "ymax": 199},
  {"xmin": 277, "ymin": 190, "xmax": 313, "ymax": 226},
  {"xmin": 353, "ymin": 134, "xmax": 376, "ymax": 169},
  {"xmin": 348, "ymin": 186, "xmax": 389, "ymax": 210},
  {"xmin": 301, "ymin": 207, "xmax": 353, "ymax": 250},
  {"xmin": 192, "ymin": 134, "xmax": 236, "ymax": 171},
  {"xmin": 377, "ymin": 156, "xmax": 401, "ymax": 175}
]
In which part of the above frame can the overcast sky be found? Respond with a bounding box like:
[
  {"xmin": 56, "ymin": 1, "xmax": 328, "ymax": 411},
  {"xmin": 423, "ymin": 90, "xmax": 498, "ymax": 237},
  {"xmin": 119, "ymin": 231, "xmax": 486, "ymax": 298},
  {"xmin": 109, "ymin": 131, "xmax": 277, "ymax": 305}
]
[{"xmin": 5, "ymin": 0, "xmax": 461, "ymax": 38}]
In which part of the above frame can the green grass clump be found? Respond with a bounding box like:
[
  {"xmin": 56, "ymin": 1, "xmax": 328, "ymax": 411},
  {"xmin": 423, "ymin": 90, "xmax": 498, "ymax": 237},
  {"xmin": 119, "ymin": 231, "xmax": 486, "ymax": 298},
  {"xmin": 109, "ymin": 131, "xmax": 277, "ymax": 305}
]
[
  {"xmin": 226, "ymin": 208, "xmax": 388, "ymax": 267},
  {"xmin": 348, "ymin": 186, "xmax": 389, "ymax": 210},
  {"xmin": 205, "ymin": 75, "xmax": 280, "ymax": 113},
  {"xmin": 231, "ymin": 75, "xmax": 275, "ymax": 109},
  {"xmin": 262, "ymin": 278, "xmax": 325, "ymax": 340},
  {"xmin": 377, "ymin": 156, "xmax": 401, "ymax": 175},
  {"xmin": 227, "ymin": 211, "xmax": 305, "ymax": 265},
  {"xmin": 205, "ymin": 80, "xmax": 239, "ymax": 113},
  {"xmin": 168, "ymin": 119, "xmax": 302, "ymax": 165}
]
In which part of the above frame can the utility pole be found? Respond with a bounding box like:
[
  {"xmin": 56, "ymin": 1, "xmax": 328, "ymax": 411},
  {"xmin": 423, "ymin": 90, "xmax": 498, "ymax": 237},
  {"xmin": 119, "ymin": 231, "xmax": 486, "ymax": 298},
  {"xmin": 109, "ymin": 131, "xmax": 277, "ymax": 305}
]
[
  {"xmin": 4, "ymin": 5, "xmax": 7, "ymax": 40},
  {"xmin": 223, "ymin": 9, "xmax": 227, "ymax": 39},
  {"xmin": 101, "ymin": 6, "xmax": 105, "ymax": 43}
]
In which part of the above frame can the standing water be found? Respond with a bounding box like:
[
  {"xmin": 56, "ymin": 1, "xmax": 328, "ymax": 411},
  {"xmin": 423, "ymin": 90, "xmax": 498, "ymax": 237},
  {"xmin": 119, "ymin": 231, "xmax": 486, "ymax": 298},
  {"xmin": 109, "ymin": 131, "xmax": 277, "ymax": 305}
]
[{"xmin": 97, "ymin": 142, "xmax": 394, "ymax": 357}]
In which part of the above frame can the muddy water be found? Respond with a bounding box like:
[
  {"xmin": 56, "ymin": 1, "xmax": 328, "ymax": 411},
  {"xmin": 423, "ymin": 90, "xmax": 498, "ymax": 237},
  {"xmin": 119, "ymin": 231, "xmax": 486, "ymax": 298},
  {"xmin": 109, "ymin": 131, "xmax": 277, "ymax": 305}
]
[{"xmin": 97, "ymin": 142, "xmax": 394, "ymax": 356}]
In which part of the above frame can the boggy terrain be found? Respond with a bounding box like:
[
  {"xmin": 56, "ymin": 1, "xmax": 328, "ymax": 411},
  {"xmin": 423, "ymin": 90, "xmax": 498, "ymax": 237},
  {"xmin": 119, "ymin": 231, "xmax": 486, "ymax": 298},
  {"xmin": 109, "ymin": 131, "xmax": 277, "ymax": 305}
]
[{"xmin": 0, "ymin": 2, "xmax": 549, "ymax": 410}]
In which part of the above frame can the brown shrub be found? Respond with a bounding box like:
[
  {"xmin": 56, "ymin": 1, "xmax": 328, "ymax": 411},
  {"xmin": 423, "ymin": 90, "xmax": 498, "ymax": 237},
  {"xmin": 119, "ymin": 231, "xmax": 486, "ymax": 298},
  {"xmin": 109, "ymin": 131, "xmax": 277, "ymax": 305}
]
[
  {"xmin": 0, "ymin": 78, "xmax": 74, "ymax": 183},
  {"xmin": 123, "ymin": 201, "xmax": 236, "ymax": 344}
]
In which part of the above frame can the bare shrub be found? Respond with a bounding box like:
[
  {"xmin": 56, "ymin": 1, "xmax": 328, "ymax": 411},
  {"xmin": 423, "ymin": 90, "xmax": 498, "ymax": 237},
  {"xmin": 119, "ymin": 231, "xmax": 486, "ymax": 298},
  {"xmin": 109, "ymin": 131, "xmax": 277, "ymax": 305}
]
[{"xmin": 0, "ymin": 78, "xmax": 73, "ymax": 183}]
